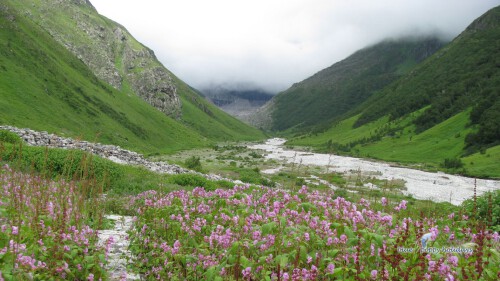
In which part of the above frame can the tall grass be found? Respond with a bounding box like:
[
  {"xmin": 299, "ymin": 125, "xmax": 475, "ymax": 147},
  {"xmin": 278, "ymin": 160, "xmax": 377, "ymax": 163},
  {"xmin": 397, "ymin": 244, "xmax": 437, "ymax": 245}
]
[{"xmin": 0, "ymin": 144, "xmax": 111, "ymax": 280}]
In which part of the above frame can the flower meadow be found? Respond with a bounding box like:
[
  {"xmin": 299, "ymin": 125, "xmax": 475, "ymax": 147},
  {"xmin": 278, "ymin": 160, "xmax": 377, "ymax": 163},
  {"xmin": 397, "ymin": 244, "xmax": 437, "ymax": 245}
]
[
  {"xmin": 0, "ymin": 164, "xmax": 109, "ymax": 280},
  {"xmin": 129, "ymin": 185, "xmax": 500, "ymax": 280}
]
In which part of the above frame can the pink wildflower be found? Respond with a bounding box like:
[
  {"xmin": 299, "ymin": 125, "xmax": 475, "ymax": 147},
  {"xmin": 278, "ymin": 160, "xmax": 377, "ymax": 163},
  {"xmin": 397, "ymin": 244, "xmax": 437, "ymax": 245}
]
[
  {"xmin": 242, "ymin": 267, "xmax": 251, "ymax": 279},
  {"xmin": 381, "ymin": 197, "xmax": 388, "ymax": 206},
  {"xmin": 448, "ymin": 255, "xmax": 458, "ymax": 267},
  {"xmin": 327, "ymin": 263, "xmax": 335, "ymax": 274}
]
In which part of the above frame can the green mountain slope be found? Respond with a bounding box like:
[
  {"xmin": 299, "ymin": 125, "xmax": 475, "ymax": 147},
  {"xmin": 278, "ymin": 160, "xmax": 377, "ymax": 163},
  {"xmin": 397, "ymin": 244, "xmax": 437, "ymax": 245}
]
[
  {"xmin": 262, "ymin": 38, "xmax": 444, "ymax": 132},
  {"xmin": 0, "ymin": 0, "xmax": 263, "ymax": 154},
  {"xmin": 354, "ymin": 6, "xmax": 500, "ymax": 151},
  {"xmin": 288, "ymin": 6, "xmax": 500, "ymax": 178}
]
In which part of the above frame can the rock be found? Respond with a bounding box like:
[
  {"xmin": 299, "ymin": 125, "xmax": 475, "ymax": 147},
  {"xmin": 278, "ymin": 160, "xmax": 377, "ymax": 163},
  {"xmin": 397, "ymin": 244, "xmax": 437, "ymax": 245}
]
[
  {"xmin": 98, "ymin": 215, "xmax": 140, "ymax": 281},
  {"xmin": 0, "ymin": 126, "xmax": 239, "ymax": 184}
]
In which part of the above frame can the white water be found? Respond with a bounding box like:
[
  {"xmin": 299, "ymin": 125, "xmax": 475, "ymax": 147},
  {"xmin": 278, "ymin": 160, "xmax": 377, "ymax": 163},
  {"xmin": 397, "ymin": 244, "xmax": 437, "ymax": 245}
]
[{"xmin": 249, "ymin": 138, "xmax": 500, "ymax": 205}]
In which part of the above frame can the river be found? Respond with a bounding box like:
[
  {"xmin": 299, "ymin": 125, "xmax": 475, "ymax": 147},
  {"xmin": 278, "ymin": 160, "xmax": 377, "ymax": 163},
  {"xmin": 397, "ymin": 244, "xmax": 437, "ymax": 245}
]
[{"xmin": 249, "ymin": 138, "xmax": 499, "ymax": 205}]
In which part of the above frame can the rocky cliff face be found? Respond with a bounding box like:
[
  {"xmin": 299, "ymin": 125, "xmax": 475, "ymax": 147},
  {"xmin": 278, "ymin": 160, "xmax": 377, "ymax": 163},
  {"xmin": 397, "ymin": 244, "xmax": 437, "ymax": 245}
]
[{"xmin": 15, "ymin": 0, "xmax": 181, "ymax": 118}]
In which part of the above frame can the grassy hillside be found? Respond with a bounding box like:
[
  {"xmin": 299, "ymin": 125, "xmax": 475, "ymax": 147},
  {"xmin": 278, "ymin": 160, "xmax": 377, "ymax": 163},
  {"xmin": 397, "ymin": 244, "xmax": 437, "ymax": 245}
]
[
  {"xmin": 266, "ymin": 38, "xmax": 444, "ymax": 132},
  {"xmin": 286, "ymin": 6, "xmax": 500, "ymax": 178},
  {"xmin": 289, "ymin": 110, "xmax": 500, "ymax": 178},
  {"xmin": 0, "ymin": 1, "xmax": 264, "ymax": 154},
  {"xmin": 0, "ymin": 4, "xmax": 207, "ymax": 154},
  {"xmin": 354, "ymin": 6, "xmax": 500, "ymax": 152}
]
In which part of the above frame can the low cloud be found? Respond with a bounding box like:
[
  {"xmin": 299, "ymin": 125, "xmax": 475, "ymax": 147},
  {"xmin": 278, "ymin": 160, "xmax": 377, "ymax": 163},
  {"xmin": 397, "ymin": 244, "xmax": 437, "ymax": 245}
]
[{"xmin": 92, "ymin": 0, "xmax": 499, "ymax": 93}]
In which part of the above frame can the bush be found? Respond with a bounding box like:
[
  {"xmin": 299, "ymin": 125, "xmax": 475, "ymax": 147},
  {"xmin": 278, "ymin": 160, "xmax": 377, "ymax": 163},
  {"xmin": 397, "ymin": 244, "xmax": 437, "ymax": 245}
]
[
  {"xmin": 184, "ymin": 156, "xmax": 202, "ymax": 172},
  {"xmin": 0, "ymin": 130, "xmax": 22, "ymax": 144},
  {"xmin": 168, "ymin": 173, "xmax": 216, "ymax": 190},
  {"xmin": 249, "ymin": 151, "xmax": 262, "ymax": 158},
  {"xmin": 462, "ymin": 189, "xmax": 500, "ymax": 231},
  {"xmin": 442, "ymin": 157, "xmax": 464, "ymax": 169},
  {"xmin": 0, "ymin": 143, "xmax": 122, "ymax": 188}
]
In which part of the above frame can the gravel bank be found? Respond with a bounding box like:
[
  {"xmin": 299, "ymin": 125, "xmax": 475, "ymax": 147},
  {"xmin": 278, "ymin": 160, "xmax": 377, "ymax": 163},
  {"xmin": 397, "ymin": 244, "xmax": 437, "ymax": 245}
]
[{"xmin": 249, "ymin": 138, "xmax": 499, "ymax": 205}]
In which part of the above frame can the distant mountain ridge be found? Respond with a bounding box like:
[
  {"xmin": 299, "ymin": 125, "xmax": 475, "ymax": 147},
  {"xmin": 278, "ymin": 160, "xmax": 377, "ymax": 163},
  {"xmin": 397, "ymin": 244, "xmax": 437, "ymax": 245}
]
[
  {"xmin": 201, "ymin": 85, "xmax": 274, "ymax": 122},
  {"xmin": 252, "ymin": 37, "xmax": 445, "ymax": 131}
]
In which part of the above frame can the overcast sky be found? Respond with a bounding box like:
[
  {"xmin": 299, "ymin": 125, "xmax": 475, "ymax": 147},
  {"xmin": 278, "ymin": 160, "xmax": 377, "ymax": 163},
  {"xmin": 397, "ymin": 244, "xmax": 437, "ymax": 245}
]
[{"xmin": 91, "ymin": 0, "xmax": 499, "ymax": 93}]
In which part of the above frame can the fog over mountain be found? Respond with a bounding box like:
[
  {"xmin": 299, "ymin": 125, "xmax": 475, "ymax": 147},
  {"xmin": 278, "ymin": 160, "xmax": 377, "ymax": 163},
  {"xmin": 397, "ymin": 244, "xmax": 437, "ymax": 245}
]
[{"xmin": 91, "ymin": 0, "xmax": 499, "ymax": 92}]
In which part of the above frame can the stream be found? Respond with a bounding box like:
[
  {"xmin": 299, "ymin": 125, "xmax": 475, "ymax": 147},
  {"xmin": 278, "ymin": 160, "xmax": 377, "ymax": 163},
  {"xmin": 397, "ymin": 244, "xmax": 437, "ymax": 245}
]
[{"xmin": 249, "ymin": 138, "xmax": 499, "ymax": 205}]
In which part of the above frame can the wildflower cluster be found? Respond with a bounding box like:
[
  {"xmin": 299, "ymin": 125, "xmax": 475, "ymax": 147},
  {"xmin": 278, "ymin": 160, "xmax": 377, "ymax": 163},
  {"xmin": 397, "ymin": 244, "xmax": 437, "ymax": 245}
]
[
  {"xmin": 0, "ymin": 165, "xmax": 107, "ymax": 280},
  {"xmin": 129, "ymin": 185, "xmax": 500, "ymax": 280}
]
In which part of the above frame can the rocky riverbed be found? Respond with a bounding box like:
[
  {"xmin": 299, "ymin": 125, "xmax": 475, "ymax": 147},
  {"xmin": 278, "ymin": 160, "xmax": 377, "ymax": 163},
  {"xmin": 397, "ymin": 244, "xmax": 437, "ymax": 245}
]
[{"xmin": 249, "ymin": 138, "xmax": 500, "ymax": 205}]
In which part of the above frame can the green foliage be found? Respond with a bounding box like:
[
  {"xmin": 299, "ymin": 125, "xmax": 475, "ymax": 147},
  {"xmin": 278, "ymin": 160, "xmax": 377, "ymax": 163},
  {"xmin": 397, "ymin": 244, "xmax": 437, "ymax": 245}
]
[
  {"xmin": 184, "ymin": 156, "xmax": 203, "ymax": 172},
  {"xmin": 0, "ymin": 158, "xmax": 108, "ymax": 280},
  {"xmin": 462, "ymin": 190, "xmax": 500, "ymax": 230},
  {"xmin": 129, "ymin": 185, "xmax": 499, "ymax": 280},
  {"xmin": 0, "ymin": 143, "xmax": 121, "ymax": 186},
  {"xmin": 0, "ymin": 130, "xmax": 21, "ymax": 144},
  {"xmin": 238, "ymin": 168, "xmax": 274, "ymax": 187},
  {"xmin": 270, "ymin": 38, "xmax": 444, "ymax": 131},
  {"xmin": 0, "ymin": 0, "xmax": 264, "ymax": 157},
  {"xmin": 442, "ymin": 158, "xmax": 464, "ymax": 169},
  {"xmin": 462, "ymin": 145, "xmax": 500, "ymax": 178},
  {"xmin": 465, "ymin": 96, "xmax": 500, "ymax": 150},
  {"xmin": 354, "ymin": 7, "xmax": 500, "ymax": 152},
  {"xmin": 289, "ymin": 105, "xmax": 500, "ymax": 178},
  {"xmin": 166, "ymin": 173, "xmax": 230, "ymax": 191},
  {"xmin": 249, "ymin": 151, "xmax": 262, "ymax": 158}
]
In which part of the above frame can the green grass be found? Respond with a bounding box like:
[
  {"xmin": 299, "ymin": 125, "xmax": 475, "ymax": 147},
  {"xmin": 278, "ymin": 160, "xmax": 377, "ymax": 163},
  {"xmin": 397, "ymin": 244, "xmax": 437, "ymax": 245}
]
[
  {"xmin": 463, "ymin": 146, "xmax": 500, "ymax": 179},
  {"xmin": 357, "ymin": 110, "xmax": 472, "ymax": 164},
  {"xmin": 288, "ymin": 109, "xmax": 499, "ymax": 178},
  {"xmin": 0, "ymin": 3, "xmax": 206, "ymax": 154},
  {"xmin": 288, "ymin": 115, "xmax": 390, "ymax": 148}
]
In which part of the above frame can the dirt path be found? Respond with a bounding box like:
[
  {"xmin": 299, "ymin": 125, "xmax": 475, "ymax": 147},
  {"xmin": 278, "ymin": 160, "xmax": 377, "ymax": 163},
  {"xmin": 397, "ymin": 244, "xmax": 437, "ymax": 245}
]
[{"xmin": 98, "ymin": 215, "xmax": 140, "ymax": 281}]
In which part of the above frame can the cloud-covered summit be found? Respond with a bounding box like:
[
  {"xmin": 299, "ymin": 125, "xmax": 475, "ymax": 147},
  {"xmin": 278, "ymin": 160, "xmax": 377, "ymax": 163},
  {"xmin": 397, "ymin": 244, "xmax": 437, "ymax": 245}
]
[{"xmin": 92, "ymin": 0, "xmax": 499, "ymax": 92}]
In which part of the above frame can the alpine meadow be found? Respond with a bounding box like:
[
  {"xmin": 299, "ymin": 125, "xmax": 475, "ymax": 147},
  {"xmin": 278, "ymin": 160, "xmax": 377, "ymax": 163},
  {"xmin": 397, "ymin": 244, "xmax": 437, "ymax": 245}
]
[{"xmin": 0, "ymin": 1, "xmax": 499, "ymax": 280}]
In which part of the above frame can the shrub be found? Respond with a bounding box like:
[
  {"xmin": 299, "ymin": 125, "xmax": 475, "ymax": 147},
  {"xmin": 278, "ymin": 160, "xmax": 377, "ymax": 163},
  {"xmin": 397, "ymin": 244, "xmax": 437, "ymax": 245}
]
[
  {"xmin": 0, "ymin": 162, "xmax": 107, "ymax": 280},
  {"xmin": 0, "ymin": 130, "xmax": 22, "ymax": 144},
  {"xmin": 442, "ymin": 158, "xmax": 464, "ymax": 169},
  {"xmin": 0, "ymin": 143, "xmax": 122, "ymax": 190},
  {"xmin": 462, "ymin": 189, "xmax": 500, "ymax": 231},
  {"xmin": 167, "ymin": 173, "xmax": 216, "ymax": 190},
  {"xmin": 184, "ymin": 156, "xmax": 202, "ymax": 171}
]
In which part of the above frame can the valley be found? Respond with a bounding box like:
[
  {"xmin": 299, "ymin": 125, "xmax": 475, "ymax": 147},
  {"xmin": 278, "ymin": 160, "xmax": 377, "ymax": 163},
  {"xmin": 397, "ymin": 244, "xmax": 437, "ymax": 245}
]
[{"xmin": 0, "ymin": 0, "xmax": 499, "ymax": 279}]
